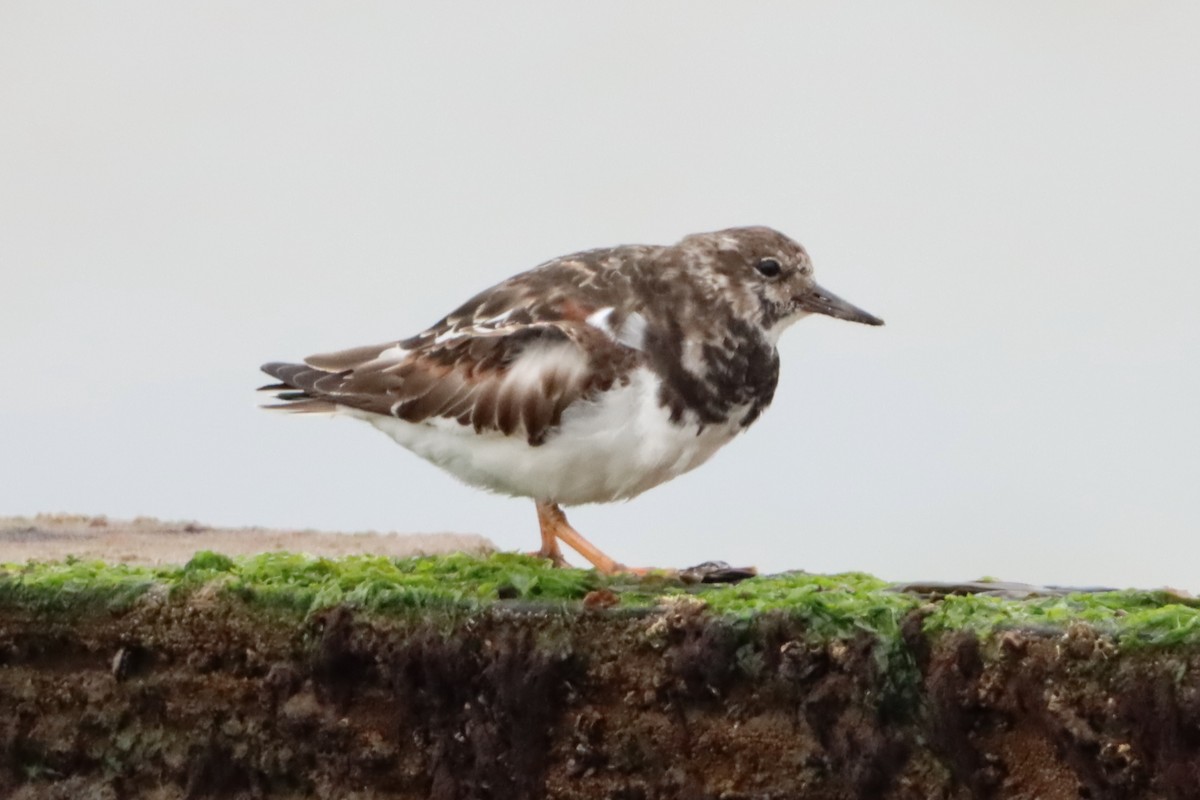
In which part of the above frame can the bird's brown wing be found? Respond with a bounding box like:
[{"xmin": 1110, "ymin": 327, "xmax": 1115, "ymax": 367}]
[{"xmin": 261, "ymin": 321, "xmax": 641, "ymax": 446}]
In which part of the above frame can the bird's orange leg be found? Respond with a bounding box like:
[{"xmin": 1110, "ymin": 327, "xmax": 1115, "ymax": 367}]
[
  {"xmin": 528, "ymin": 509, "xmax": 568, "ymax": 568},
  {"xmin": 535, "ymin": 500, "xmax": 636, "ymax": 575}
]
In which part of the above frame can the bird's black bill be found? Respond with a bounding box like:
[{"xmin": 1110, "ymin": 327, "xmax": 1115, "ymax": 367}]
[{"xmin": 796, "ymin": 283, "xmax": 884, "ymax": 326}]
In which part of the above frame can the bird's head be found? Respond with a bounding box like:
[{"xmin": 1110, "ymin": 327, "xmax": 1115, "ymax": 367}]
[{"xmin": 676, "ymin": 226, "xmax": 884, "ymax": 341}]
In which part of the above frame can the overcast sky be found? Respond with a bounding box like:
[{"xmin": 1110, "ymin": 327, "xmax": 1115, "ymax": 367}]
[{"xmin": 3, "ymin": 3, "xmax": 1198, "ymax": 589}]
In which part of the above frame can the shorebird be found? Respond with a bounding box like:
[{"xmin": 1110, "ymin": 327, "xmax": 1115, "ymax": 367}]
[{"xmin": 260, "ymin": 227, "xmax": 882, "ymax": 573}]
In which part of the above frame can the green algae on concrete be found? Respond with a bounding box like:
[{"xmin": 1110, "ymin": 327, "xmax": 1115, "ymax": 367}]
[
  {"xmin": 0, "ymin": 555, "xmax": 917, "ymax": 638},
  {"xmin": 0, "ymin": 557, "xmax": 165, "ymax": 613},
  {"xmin": 0, "ymin": 552, "xmax": 602, "ymax": 615},
  {"xmin": 217, "ymin": 551, "xmax": 602, "ymax": 613},
  {"xmin": 2, "ymin": 552, "xmax": 1200, "ymax": 648},
  {"xmin": 703, "ymin": 571, "xmax": 919, "ymax": 635},
  {"xmin": 923, "ymin": 587, "xmax": 1200, "ymax": 648}
]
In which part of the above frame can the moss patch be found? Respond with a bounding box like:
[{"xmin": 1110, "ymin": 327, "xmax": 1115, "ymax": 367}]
[
  {"xmin": 0, "ymin": 552, "xmax": 602, "ymax": 616},
  {"xmin": 0, "ymin": 557, "xmax": 163, "ymax": 613},
  {"xmin": 3, "ymin": 553, "xmax": 1200, "ymax": 649},
  {"xmin": 923, "ymin": 588, "xmax": 1200, "ymax": 648}
]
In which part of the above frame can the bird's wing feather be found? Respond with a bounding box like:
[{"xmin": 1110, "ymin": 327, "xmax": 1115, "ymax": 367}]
[
  {"xmin": 261, "ymin": 320, "xmax": 641, "ymax": 445},
  {"xmin": 262, "ymin": 246, "xmax": 660, "ymax": 441}
]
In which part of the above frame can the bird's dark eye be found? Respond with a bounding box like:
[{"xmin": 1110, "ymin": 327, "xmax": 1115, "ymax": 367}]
[{"xmin": 756, "ymin": 257, "xmax": 782, "ymax": 278}]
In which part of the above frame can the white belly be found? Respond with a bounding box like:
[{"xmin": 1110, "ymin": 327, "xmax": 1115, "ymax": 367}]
[{"xmin": 346, "ymin": 368, "xmax": 745, "ymax": 505}]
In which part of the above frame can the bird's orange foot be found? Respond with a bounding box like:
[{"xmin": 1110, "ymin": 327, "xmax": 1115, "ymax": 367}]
[{"xmin": 535, "ymin": 501, "xmax": 625, "ymax": 575}]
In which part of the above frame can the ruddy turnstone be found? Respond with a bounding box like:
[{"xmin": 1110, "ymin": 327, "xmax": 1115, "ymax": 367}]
[{"xmin": 260, "ymin": 227, "xmax": 882, "ymax": 574}]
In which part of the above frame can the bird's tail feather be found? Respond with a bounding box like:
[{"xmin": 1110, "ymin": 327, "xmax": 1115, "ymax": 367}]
[{"xmin": 258, "ymin": 362, "xmax": 340, "ymax": 414}]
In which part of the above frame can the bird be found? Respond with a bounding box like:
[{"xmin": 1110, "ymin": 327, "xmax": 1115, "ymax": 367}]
[{"xmin": 260, "ymin": 226, "xmax": 882, "ymax": 574}]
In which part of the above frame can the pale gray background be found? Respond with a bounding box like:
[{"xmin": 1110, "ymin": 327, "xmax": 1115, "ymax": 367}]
[{"xmin": 3, "ymin": 3, "xmax": 1198, "ymax": 588}]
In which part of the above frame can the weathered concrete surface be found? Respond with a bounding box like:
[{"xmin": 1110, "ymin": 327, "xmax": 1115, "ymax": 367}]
[{"xmin": 0, "ymin": 515, "xmax": 494, "ymax": 564}]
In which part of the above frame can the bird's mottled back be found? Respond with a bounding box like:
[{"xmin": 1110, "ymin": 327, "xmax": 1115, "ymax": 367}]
[{"xmin": 264, "ymin": 226, "xmax": 881, "ymax": 441}]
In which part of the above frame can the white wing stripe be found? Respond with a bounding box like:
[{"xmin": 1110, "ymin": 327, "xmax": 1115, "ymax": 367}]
[{"xmin": 586, "ymin": 307, "xmax": 645, "ymax": 350}]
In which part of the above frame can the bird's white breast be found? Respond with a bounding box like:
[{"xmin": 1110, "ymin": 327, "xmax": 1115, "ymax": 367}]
[{"xmin": 346, "ymin": 367, "xmax": 745, "ymax": 505}]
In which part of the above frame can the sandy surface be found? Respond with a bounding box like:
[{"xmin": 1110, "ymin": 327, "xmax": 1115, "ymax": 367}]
[{"xmin": 0, "ymin": 513, "xmax": 495, "ymax": 565}]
